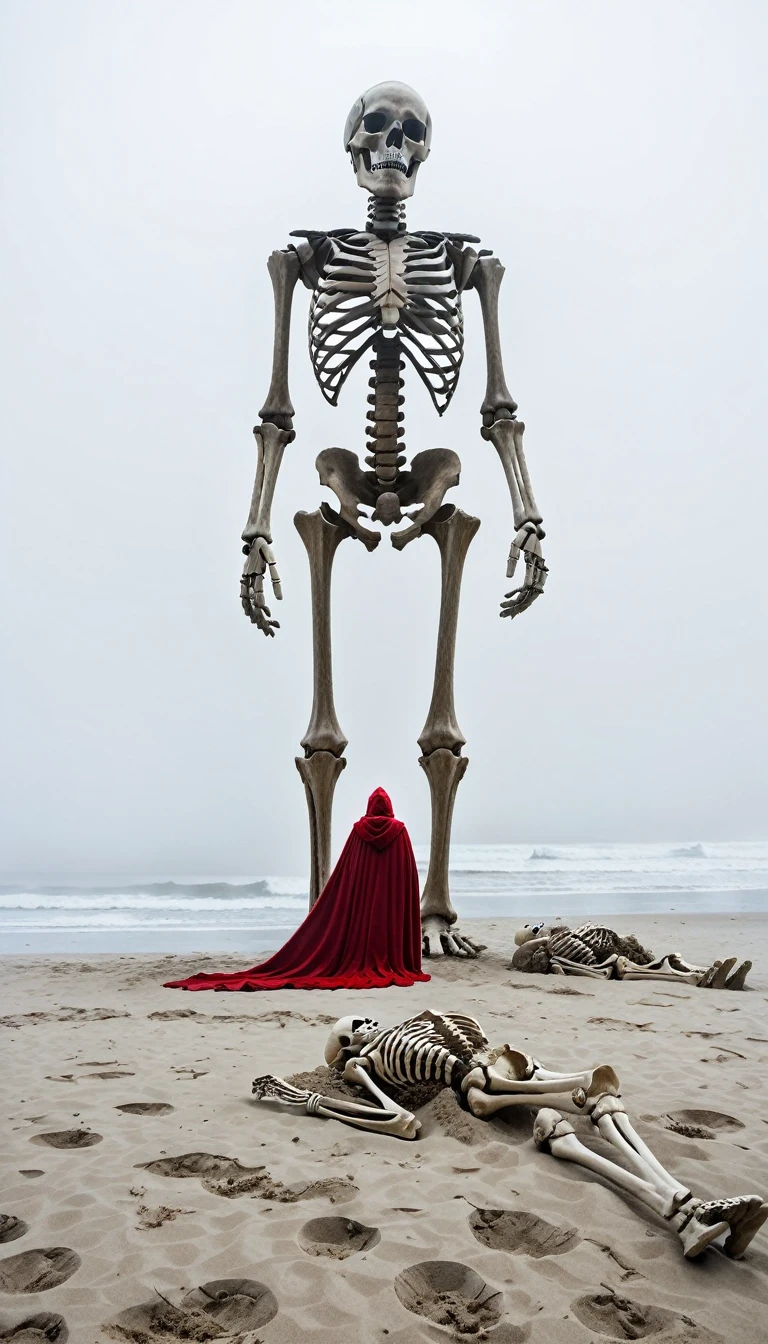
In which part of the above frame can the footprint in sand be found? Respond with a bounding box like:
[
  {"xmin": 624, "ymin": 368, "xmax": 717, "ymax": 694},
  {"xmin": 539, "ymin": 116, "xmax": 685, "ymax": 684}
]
[
  {"xmin": 469, "ymin": 1208, "xmax": 580, "ymax": 1257},
  {"xmin": 0, "ymin": 1249, "xmax": 80, "ymax": 1294},
  {"xmin": 394, "ymin": 1261, "xmax": 503, "ymax": 1334},
  {"xmin": 570, "ymin": 1290, "xmax": 723, "ymax": 1341},
  {"xmin": 182, "ymin": 1280, "xmax": 278, "ymax": 1330},
  {"xmin": 665, "ymin": 1108, "xmax": 745, "ymax": 1138},
  {"xmin": 642, "ymin": 1109, "xmax": 745, "ymax": 1142},
  {"xmin": 106, "ymin": 1280, "xmax": 277, "ymax": 1340},
  {"xmin": 137, "ymin": 1152, "xmax": 357, "ymax": 1203},
  {"xmin": 0, "ymin": 1311, "xmax": 68, "ymax": 1342},
  {"xmin": 115, "ymin": 1103, "xmax": 174, "ymax": 1116},
  {"xmin": 30, "ymin": 1131, "xmax": 102, "ymax": 1150},
  {"xmin": 0, "ymin": 1220, "xmax": 28, "ymax": 1246},
  {"xmin": 298, "ymin": 1216, "xmax": 380, "ymax": 1259}
]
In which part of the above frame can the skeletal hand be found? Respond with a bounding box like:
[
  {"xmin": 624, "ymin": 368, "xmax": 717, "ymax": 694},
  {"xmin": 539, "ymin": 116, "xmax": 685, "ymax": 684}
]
[
  {"xmin": 500, "ymin": 521, "xmax": 548, "ymax": 620},
  {"xmin": 240, "ymin": 537, "xmax": 282, "ymax": 636},
  {"xmin": 422, "ymin": 916, "xmax": 486, "ymax": 959}
]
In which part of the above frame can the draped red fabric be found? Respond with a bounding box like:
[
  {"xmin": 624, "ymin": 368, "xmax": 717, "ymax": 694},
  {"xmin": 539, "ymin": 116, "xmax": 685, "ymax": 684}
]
[{"xmin": 164, "ymin": 787, "xmax": 430, "ymax": 991}]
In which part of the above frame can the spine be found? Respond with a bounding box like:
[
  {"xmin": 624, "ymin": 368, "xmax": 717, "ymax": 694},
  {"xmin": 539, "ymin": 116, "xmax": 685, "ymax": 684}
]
[{"xmin": 366, "ymin": 332, "xmax": 406, "ymax": 487}]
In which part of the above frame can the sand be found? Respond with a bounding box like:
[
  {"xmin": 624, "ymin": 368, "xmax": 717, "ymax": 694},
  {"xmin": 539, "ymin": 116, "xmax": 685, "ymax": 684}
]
[{"xmin": 1, "ymin": 913, "xmax": 767, "ymax": 1342}]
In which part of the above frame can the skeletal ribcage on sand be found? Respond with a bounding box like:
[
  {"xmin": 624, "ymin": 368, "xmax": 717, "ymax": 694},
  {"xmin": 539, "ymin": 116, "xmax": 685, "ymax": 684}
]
[
  {"xmin": 359, "ymin": 1010, "xmax": 488, "ymax": 1089},
  {"xmin": 548, "ymin": 923, "xmax": 618, "ymax": 966},
  {"xmin": 308, "ymin": 232, "xmax": 464, "ymax": 415}
]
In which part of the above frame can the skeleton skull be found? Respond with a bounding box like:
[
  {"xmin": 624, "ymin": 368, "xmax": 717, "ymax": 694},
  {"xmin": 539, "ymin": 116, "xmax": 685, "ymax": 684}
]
[
  {"xmin": 324, "ymin": 1015, "xmax": 379, "ymax": 1068},
  {"xmin": 344, "ymin": 81, "xmax": 431, "ymax": 200},
  {"xmin": 514, "ymin": 922, "xmax": 546, "ymax": 947}
]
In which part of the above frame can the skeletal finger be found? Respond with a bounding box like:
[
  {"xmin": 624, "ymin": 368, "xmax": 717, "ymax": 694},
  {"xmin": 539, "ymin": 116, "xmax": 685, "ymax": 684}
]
[{"xmin": 267, "ymin": 560, "xmax": 283, "ymax": 601}]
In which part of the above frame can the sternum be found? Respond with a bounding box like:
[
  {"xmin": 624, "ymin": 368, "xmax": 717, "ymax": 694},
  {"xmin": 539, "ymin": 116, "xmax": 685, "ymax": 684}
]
[{"xmin": 366, "ymin": 331, "xmax": 406, "ymax": 487}]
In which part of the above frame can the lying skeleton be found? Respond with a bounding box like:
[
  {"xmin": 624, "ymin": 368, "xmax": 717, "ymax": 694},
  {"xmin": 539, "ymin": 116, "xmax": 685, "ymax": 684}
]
[
  {"xmin": 511, "ymin": 922, "xmax": 751, "ymax": 989},
  {"xmin": 253, "ymin": 1010, "xmax": 767, "ymax": 1261}
]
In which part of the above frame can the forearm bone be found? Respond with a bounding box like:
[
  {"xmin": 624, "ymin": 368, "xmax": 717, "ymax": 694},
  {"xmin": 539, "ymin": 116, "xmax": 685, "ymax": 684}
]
[{"xmin": 241, "ymin": 248, "xmax": 301, "ymax": 548}]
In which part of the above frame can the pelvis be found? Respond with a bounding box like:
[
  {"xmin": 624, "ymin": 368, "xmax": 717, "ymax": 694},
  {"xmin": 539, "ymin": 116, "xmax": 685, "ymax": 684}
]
[{"xmin": 316, "ymin": 447, "xmax": 461, "ymax": 550}]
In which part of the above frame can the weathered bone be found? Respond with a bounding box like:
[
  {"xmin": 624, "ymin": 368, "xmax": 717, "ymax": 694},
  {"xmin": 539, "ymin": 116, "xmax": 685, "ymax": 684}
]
[
  {"xmin": 252, "ymin": 1073, "xmax": 419, "ymax": 1140},
  {"xmin": 293, "ymin": 508, "xmax": 350, "ymax": 906},
  {"xmin": 315, "ymin": 449, "xmax": 380, "ymax": 550},
  {"xmin": 295, "ymin": 752, "xmax": 346, "ymax": 909},
  {"xmin": 295, "ymin": 508, "xmax": 350, "ymax": 758},
  {"xmin": 254, "ymin": 1008, "xmax": 767, "ymax": 1260},
  {"xmin": 418, "ymin": 508, "xmax": 480, "ymax": 756},
  {"xmin": 417, "ymin": 509, "xmax": 479, "ymax": 948},
  {"xmin": 242, "ymin": 421, "xmax": 294, "ymax": 547},
  {"xmin": 550, "ymin": 955, "xmax": 617, "ymax": 979},
  {"xmin": 259, "ymin": 248, "xmax": 301, "ymax": 427},
  {"xmin": 470, "ymin": 254, "xmax": 518, "ymax": 423},
  {"xmin": 391, "ymin": 450, "xmax": 462, "ymax": 549}
]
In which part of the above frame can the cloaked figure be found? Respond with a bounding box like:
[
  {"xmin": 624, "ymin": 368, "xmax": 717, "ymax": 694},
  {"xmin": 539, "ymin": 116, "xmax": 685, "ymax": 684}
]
[{"xmin": 165, "ymin": 788, "xmax": 430, "ymax": 991}]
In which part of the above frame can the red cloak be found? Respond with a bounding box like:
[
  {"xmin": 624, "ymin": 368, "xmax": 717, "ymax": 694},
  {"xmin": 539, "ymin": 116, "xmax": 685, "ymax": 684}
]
[{"xmin": 164, "ymin": 788, "xmax": 430, "ymax": 991}]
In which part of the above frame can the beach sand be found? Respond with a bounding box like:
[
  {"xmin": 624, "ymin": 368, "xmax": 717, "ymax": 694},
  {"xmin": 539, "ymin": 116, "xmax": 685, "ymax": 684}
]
[{"xmin": 1, "ymin": 913, "xmax": 767, "ymax": 1342}]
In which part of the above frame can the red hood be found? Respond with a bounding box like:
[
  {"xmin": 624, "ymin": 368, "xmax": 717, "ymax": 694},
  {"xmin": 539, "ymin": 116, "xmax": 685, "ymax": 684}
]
[{"xmin": 353, "ymin": 787, "xmax": 406, "ymax": 851}]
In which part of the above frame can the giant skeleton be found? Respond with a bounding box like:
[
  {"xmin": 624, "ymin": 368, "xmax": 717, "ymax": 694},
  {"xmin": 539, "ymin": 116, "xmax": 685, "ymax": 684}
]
[
  {"xmin": 240, "ymin": 82, "xmax": 546, "ymax": 955},
  {"xmin": 253, "ymin": 1010, "xmax": 768, "ymax": 1261}
]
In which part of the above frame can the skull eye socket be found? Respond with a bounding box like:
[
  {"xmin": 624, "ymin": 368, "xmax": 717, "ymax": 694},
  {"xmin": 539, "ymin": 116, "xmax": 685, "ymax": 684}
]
[
  {"xmin": 351, "ymin": 1018, "xmax": 364, "ymax": 1030},
  {"xmin": 402, "ymin": 118, "xmax": 426, "ymax": 143},
  {"xmin": 363, "ymin": 111, "xmax": 387, "ymax": 133}
]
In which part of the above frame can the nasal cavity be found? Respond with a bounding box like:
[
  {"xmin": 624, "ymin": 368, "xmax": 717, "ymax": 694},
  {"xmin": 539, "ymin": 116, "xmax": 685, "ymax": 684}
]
[{"xmin": 386, "ymin": 124, "xmax": 404, "ymax": 149}]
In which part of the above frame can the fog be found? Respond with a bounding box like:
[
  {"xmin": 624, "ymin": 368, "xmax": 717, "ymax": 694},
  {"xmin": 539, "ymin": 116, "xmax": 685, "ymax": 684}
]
[{"xmin": 1, "ymin": 0, "xmax": 766, "ymax": 875}]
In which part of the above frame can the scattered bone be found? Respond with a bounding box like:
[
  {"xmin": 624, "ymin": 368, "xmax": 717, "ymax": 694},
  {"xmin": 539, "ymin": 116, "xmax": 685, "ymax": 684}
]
[
  {"xmin": 394, "ymin": 1260, "xmax": 503, "ymax": 1335},
  {"xmin": 0, "ymin": 1217, "xmax": 28, "ymax": 1245},
  {"xmin": 17, "ymin": 1172, "xmax": 43, "ymax": 1180},
  {"xmin": 0, "ymin": 1249, "xmax": 80, "ymax": 1294},
  {"xmin": 137, "ymin": 1152, "xmax": 356, "ymax": 1203},
  {"xmin": 116, "ymin": 1103, "xmax": 174, "ymax": 1116},
  {"xmin": 0, "ymin": 1312, "xmax": 68, "ymax": 1343},
  {"xmin": 298, "ymin": 1216, "xmax": 380, "ymax": 1259},
  {"xmin": 30, "ymin": 1130, "xmax": 102, "ymax": 1150},
  {"xmin": 584, "ymin": 1239, "xmax": 643, "ymax": 1280},
  {"xmin": 170, "ymin": 1067, "xmax": 208, "ymax": 1080},
  {"xmin": 469, "ymin": 1208, "xmax": 580, "ymax": 1257}
]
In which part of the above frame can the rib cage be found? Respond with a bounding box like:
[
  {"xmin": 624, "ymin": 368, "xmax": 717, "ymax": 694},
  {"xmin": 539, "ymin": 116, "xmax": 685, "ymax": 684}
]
[
  {"xmin": 307, "ymin": 231, "xmax": 464, "ymax": 416},
  {"xmin": 358, "ymin": 1010, "xmax": 488, "ymax": 1090},
  {"xmin": 549, "ymin": 924, "xmax": 619, "ymax": 966}
]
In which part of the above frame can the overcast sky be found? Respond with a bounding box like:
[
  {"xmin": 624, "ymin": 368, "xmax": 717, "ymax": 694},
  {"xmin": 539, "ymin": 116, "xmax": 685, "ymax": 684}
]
[{"xmin": 1, "ymin": 0, "xmax": 766, "ymax": 875}]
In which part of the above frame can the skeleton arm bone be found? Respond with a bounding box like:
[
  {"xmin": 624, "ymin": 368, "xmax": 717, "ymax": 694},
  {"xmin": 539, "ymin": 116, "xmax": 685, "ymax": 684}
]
[
  {"xmin": 251, "ymin": 1067, "xmax": 420, "ymax": 1140},
  {"xmin": 470, "ymin": 254, "xmax": 548, "ymax": 618},
  {"xmin": 240, "ymin": 247, "xmax": 301, "ymax": 633}
]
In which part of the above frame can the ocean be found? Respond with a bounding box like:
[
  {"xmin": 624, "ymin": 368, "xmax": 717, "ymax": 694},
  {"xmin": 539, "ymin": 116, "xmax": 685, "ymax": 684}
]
[{"xmin": 1, "ymin": 840, "xmax": 767, "ymax": 955}]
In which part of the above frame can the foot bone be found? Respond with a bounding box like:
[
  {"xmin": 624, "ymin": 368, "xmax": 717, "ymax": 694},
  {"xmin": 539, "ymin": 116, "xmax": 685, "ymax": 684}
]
[{"xmin": 421, "ymin": 916, "xmax": 485, "ymax": 958}]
